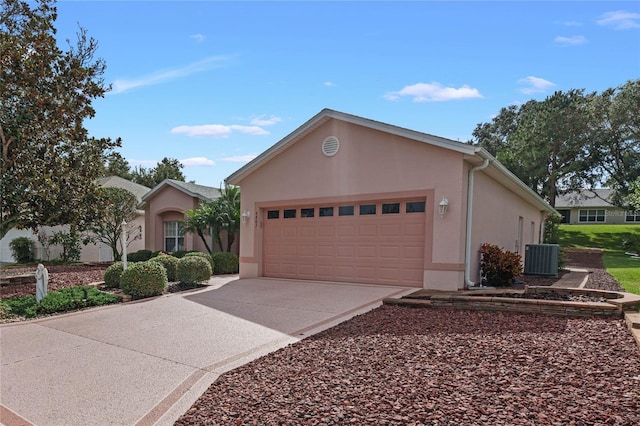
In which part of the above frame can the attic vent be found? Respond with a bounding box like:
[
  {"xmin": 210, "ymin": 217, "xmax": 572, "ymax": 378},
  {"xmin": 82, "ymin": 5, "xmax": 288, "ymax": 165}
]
[{"xmin": 322, "ymin": 136, "xmax": 340, "ymax": 157}]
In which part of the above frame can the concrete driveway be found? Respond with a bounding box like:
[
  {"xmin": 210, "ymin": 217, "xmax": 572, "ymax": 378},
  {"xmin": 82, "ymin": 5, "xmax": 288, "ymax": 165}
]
[{"xmin": 0, "ymin": 277, "xmax": 413, "ymax": 426}]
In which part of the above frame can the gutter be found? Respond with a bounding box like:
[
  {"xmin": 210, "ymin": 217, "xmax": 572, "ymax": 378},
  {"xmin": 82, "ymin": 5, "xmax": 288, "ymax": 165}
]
[{"xmin": 464, "ymin": 158, "xmax": 490, "ymax": 289}]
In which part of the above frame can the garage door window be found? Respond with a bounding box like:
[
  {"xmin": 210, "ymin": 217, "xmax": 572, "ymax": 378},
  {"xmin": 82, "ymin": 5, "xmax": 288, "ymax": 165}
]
[
  {"xmin": 359, "ymin": 204, "xmax": 376, "ymax": 215},
  {"xmin": 406, "ymin": 201, "xmax": 426, "ymax": 213},
  {"xmin": 382, "ymin": 203, "xmax": 400, "ymax": 214},
  {"xmin": 283, "ymin": 209, "xmax": 296, "ymax": 219},
  {"xmin": 301, "ymin": 208, "xmax": 315, "ymax": 218},
  {"xmin": 339, "ymin": 205, "xmax": 354, "ymax": 216},
  {"xmin": 267, "ymin": 210, "xmax": 280, "ymax": 219},
  {"xmin": 319, "ymin": 207, "xmax": 334, "ymax": 217}
]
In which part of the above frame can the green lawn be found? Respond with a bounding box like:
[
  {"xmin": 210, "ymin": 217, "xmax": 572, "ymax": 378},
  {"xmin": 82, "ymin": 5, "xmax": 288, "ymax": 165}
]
[{"xmin": 558, "ymin": 224, "xmax": 640, "ymax": 294}]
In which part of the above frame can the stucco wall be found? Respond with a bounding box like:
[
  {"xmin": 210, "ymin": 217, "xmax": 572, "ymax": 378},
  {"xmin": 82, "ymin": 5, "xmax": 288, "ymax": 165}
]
[
  {"xmin": 470, "ymin": 170, "xmax": 545, "ymax": 283},
  {"xmin": 237, "ymin": 118, "xmax": 468, "ymax": 288}
]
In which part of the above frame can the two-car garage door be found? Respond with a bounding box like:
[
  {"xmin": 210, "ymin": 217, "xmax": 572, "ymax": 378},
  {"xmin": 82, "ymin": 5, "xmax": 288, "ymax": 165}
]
[{"xmin": 262, "ymin": 198, "xmax": 426, "ymax": 287}]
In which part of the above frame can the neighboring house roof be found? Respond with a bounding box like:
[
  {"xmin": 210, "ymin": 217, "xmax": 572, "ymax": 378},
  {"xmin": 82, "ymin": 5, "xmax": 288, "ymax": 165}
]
[
  {"xmin": 555, "ymin": 189, "xmax": 615, "ymax": 209},
  {"xmin": 138, "ymin": 179, "xmax": 221, "ymax": 208},
  {"xmin": 96, "ymin": 176, "xmax": 151, "ymax": 203},
  {"xmin": 226, "ymin": 108, "xmax": 556, "ymax": 215}
]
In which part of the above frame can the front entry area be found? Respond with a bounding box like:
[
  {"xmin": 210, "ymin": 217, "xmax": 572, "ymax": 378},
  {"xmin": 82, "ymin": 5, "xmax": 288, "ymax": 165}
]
[{"xmin": 262, "ymin": 198, "xmax": 427, "ymax": 287}]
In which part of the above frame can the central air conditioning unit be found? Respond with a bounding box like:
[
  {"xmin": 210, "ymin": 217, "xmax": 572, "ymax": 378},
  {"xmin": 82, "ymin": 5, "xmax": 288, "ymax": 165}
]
[{"xmin": 524, "ymin": 244, "xmax": 559, "ymax": 277}]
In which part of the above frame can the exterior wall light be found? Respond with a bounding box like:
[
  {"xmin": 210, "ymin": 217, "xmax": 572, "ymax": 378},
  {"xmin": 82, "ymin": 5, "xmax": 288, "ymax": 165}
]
[
  {"xmin": 438, "ymin": 198, "xmax": 449, "ymax": 217},
  {"xmin": 241, "ymin": 210, "xmax": 251, "ymax": 224}
]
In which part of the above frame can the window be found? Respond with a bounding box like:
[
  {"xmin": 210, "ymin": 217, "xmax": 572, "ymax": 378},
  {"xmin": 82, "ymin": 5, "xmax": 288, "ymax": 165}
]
[
  {"xmin": 164, "ymin": 221, "xmax": 184, "ymax": 252},
  {"xmin": 382, "ymin": 203, "xmax": 400, "ymax": 214},
  {"xmin": 319, "ymin": 207, "xmax": 334, "ymax": 217},
  {"xmin": 301, "ymin": 208, "xmax": 315, "ymax": 218},
  {"xmin": 359, "ymin": 204, "xmax": 376, "ymax": 215},
  {"xmin": 338, "ymin": 205, "xmax": 354, "ymax": 216},
  {"xmin": 283, "ymin": 209, "xmax": 296, "ymax": 219},
  {"xmin": 406, "ymin": 201, "xmax": 425, "ymax": 213},
  {"xmin": 626, "ymin": 210, "xmax": 640, "ymax": 222},
  {"xmin": 267, "ymin": 210, "xmax": 279, "ymax": 219},
  {"xmin": 579, "ymin": 209, "xmax": 605, "ymax": 222}
]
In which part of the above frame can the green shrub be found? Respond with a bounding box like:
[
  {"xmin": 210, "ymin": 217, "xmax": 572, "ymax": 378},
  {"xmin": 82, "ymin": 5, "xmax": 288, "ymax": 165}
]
[
  {"xmin": 127, "ymin": 249, "xmax": 153, "ymax": 262},
  {"xmin": 176, "ymin": 256, "xmax": 212, "ymax": 285},
  {"xmin": 149, "ymin": 255, "xmax": 179, "ymax": 281},
  {"xmin": 184, "ymin": 251, "xmax": 214, "ymax": 271},
  {"xmin": 120, "ymin": 261, "xmax": 167, "ymax": 298},
  {"xmin": 104, "ymin": 261, "xmax": 126, "ymax": 288},
  {"xmin": 622, "ymin": 232, "xmax": 640, "ymax": 254},
  {"xmin": 9, "ymin": 237, "xmax": 34, "ymax": 263},
  {"xmin": 211, "ymin": 252, "xmax": 239, "ymax": 274},
  {"xmin": 172, "ymin": 250, "xmax": 195, "ymax": 258},
  {"xmin": 480, "ymin": 243, "xmax": 522, "ymax": 287},
  {"xmin": 0, "ymin": 287, "xmax": 120, "ymax": 319}
]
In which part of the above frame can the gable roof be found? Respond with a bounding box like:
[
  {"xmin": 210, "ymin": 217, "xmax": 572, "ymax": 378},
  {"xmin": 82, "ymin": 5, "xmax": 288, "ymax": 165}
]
[
  {"xmin": 139, "ymin": 179, "xmax": 221, "ymax": 208},
  {"xmin": 226, "ymin": 108, "xmax": 556, "ymax": 215},
  {"xmin": 96, "ymin": 176, "xmax": 151, "ymax": 203},
  {"xmin": 555, "ymin": 189, "xmax": 615, "ymax": 208}
]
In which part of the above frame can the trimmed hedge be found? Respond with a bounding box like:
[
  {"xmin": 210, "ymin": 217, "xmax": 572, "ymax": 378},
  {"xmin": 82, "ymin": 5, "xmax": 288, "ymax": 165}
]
[
  {"xmin": 176, "ymin": 256, "xmax": 212, "ymax": 285},
  {"xmin": 9, "ymin": 237, "xmax": 34, "ymax": 263},
  {"xmin": 127, "ymin": 249, "xmax": 154, "ymax": 262},
  {"xmin": 184, "ymin": 251, "xmax": 214, "ymax": 271},
  {"xmin": 149, "ymin": 254, "xmax": 179, "ymax": 281},
  {"xmin": 211, "ymin": 252, "xmax": 239, "ymax": 274},
  {"xmin": 480, "ymin": 243, "xmax": 522, "ymax": 287},
  {"xmin": 120, "ymin": 261, "xmax": 167, "ymax": 298},
  {"xmin": 104, "ymin": 261, "xmax": 126, "ymax": 288}
]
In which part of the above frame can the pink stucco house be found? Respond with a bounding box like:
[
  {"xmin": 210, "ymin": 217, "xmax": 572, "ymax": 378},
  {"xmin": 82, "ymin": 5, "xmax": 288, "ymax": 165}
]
[
  {"xmin": 226, "ymin": 109, "xmax": 556, "ymax": 291},
  {"xmin": 139, "ymin": 179, "xmax": 239, "ymax": 254}
]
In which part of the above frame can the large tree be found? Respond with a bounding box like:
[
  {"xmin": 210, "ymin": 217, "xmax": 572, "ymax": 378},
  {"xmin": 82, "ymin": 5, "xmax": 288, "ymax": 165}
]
[
  {"xmin": 584, "ymin": 80, "xmax": 640, "ymax": 206},
  {"xmin": 130, "ymin": 157, "xmax": 185, "ymax": 188},
  {"xmin": 86, "ymin": 187, "xmax": 140, "ymax": 261},
  {"xmin": 1, "ymin": 0, "xmax": 118, "ymax": 238},
  {"xmin": 470, "ymin": 84, "xmax": 640, "ymax": 207}
]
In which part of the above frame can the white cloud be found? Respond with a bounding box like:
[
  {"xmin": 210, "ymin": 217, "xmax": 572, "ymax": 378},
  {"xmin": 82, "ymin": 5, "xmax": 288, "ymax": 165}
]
[
  {"xmin": 561, "ymin": 20, "xmax": 583, "ymax": 27},
  {"xmin": 180, "ymin": 157, "xmax": 215, "ymax": 166},
  {"xmin": 110, "ymin": 56, "xmax": 228, "ymax": 94},
  {"xmin": 518, "ymin": 76, "xmax": 555, "ymax": 94},
  {"xmin": 171, "ymin": 123, "xmax": 269, "ymax": 137},
  {"xmin": 190, "ymin": 34, "xmax": 205, "ymax": 42},
  {"xmin": 554, "ymin": 35, "xmax": 587, "ymax": 46},
  {"xmin": 222, "ymin": 154, "xmax": 259, "ymax": 163},
  {"xmin": 250, "ymin": 115, "xmax": 282, "ymax": 126},
  {"xmin": 323, "ymin": 81, "xmax": 336, "ymax": 87},
  {"xmin": 384, "ymin": 82, "xmax": 483, "ymax": 102},
  {"xmin": 596, "ymin": 10, "xmax": 640, "ymax": 30}
]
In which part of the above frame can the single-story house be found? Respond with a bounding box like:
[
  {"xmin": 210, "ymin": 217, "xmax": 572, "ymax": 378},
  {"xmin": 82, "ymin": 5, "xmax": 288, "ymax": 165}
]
[
  {"xmin": 139, "ymin": 179, "xmax": 239, "ymax": 254},
  {"xmin": 555, "ymin": 189, "xmax": 640, "ymax": 224},
  {"xmin": 0, "ymin": 176, "xmax": 150, "ymax": 264},
  {"xmin": 226, "ymin": 109, "xmax": 557, "ymax": 291}
]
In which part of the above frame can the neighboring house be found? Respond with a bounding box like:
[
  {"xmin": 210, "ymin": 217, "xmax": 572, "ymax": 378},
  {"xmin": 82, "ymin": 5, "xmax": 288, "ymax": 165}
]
[
  {"xmin": 80, "ymin": 176, "xmax": 151, "ymax": 262},
  {"xmin": 226, "ymin": 109, "xmax": 557, "ymax": 291},
  {"xmin": 139, "ymin": 179, "xmax": 239, "ymax": 254},
  {"xmin": 555, "ymin": 189, "xmax": 640, "ymax": 225},
  {"xmin": 0, "ymin": 176, "xmax": 150, "ymax": 264}
]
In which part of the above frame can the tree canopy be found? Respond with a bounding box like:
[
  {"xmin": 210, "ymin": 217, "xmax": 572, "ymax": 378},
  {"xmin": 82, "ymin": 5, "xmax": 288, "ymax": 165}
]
[
  {"xmin": 86, "ymin": 187, "xmax": 140, "ymax": 261},
  {"xmin": 1, "ymin": 0, "xmax": 118, "ymax": 238},
  {"xmin": 181, "ymin": 184, "xmax": 240, "ymax": 253},
  {"xmin": 470, "ymin": 80, "xmax": 640, "ymax": 208}
]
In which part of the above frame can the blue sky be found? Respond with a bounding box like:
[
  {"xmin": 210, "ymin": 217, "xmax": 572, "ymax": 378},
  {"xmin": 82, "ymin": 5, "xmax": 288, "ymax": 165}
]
[{"xmin": 53, "ymin": 1, "xmax": 640, "ymax": 188}]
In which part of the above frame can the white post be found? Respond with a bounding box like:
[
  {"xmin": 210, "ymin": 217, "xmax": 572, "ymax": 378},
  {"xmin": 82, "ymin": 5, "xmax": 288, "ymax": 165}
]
[{"xmin": 121, "ymin": 220, "xmax": 128, "ymax": 270}]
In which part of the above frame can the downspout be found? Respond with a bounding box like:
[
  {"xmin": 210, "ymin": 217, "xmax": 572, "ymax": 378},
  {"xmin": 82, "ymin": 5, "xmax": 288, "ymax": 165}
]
[{"xmin": 464, "ymin": 158, "xmax": 491, "ymax": 289}]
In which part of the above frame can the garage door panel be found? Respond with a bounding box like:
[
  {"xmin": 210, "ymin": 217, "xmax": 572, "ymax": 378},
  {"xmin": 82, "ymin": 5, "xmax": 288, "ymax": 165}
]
[
  {"xmin": 381, "ymin": 224, "xmax": 402, "ymax": 236},
  {"xmin": 405, "ymin": 223, "xmax": 424, "ymax": 235},
  {"xmin": 280, "ymin": 245, "xmax": 297, "ymax": 256},
  {"xmin": 298, "ymin": 245, "xmax": 315, "ymax": 257},
  {"xmin": 336, "ymin": 224, "xmax": 356, "ymax": 236},
  {"xmin": 358, "ymin": 224, "xmax": 378, "ymax": 236},
  {"xmin": 357, "ymin": 246, "xmax": 377, "ymax": 257},
  {"xmin": 379, "ymin": 245, "xmax": 402, "ymax": 258},
  {"xmin": 317, "ymin": 245, "xmax": 334, "ymax": 257},
  {"xmin": 336, "ymin": 245, "xmax": 354, "ymax": 257},
  {"xmin": 403, "ymin": 246, "xmax": 425, "ymax": 259},
  {"xmin": 317, "ymin": 225, "xmax": 335, "ymax": 238}
]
